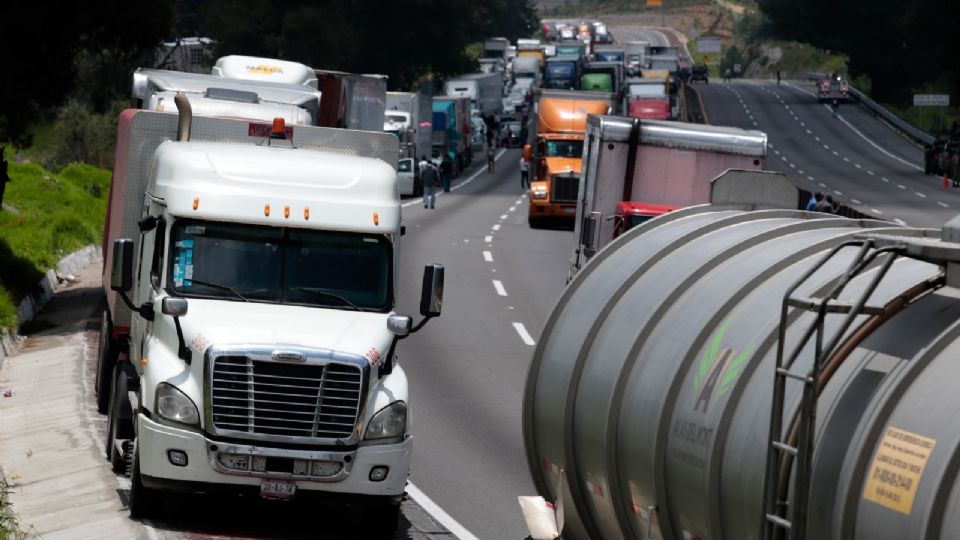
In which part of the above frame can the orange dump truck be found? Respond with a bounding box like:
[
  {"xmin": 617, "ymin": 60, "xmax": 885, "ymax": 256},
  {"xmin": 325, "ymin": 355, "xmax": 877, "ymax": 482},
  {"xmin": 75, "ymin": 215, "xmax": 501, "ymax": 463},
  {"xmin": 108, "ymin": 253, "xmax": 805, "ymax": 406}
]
[{"xmin": 524, "ymin": 89, "xmax": 616, "ymax": 227}]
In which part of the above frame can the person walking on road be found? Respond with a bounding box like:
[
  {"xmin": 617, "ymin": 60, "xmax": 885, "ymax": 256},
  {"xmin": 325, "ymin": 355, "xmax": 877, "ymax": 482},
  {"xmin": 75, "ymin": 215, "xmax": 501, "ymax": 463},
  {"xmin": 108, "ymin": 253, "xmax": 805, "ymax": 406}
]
[
  {"xmin": 440, "ymin": 154, "xmax": 453, "ymax": 192},
  {"xmin": 776, "ymin": 70, "xmax": 781, "ymax": 85},
  {"xmin": 952, "ymin": 152, "xmax": 960, "ymax": 188},
  {"xmin": 421, "ymin": 160, "xmax": 439, "ymax": 209},
  {"xmin": 519, "ymin": 156, "xmax": 530, "ymax": 190},
  {"xmin": 487, "ymin": 146, "xmax": 496, "ymax": 174},
  {"xmin": 0, "ymin": 147, "xmax": 10, "ymax": 211},
  {"xmin": 831, "ymin": 99, "xmax": 840, "ymax": 119}
]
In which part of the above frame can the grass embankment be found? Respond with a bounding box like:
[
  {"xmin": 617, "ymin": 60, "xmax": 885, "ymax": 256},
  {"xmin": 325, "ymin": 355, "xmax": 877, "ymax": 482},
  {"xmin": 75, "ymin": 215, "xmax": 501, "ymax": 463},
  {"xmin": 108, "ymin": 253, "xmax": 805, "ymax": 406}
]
[{"xmin": 0, "ymin": 150, "xmax": 110, "ymax": 331}]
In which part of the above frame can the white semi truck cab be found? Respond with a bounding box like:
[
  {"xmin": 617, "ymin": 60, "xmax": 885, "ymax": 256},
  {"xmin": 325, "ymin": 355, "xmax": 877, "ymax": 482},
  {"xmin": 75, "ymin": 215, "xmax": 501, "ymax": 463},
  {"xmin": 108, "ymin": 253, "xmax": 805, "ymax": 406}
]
[{"xmin": 98, "ymin": 95, "xmax": 441, "ymax": 536}]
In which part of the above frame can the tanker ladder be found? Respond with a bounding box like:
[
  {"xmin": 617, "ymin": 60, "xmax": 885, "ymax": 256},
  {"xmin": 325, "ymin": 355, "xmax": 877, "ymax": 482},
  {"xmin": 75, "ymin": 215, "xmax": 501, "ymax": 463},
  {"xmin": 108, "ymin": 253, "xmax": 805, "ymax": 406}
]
[{"xmin": 760, "ymin": 239, "xmax": 901, "ymax": 540}]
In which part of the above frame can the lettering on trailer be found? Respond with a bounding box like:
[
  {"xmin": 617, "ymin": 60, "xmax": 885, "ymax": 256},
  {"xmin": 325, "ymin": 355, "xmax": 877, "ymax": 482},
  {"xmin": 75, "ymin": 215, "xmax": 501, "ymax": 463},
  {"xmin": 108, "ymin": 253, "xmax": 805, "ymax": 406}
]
[
  {"xmin": 246, "ymin": 64, "xmax": 284, "ymax": 76},
  {"xmin": 862, "ymin": 426, "xmax": 936, "ymax": 515},
  {"xmin": 693, "ymin": 319, "xmax": 755, "ymax": 413}
]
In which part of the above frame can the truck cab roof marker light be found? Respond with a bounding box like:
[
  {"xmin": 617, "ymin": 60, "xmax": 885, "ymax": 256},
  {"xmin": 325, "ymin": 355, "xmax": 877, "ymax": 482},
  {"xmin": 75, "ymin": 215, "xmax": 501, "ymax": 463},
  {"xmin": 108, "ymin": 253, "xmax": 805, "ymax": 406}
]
[
  {"xmin": 373, "ymin": 212, "xmax": 379, "ymax": 226},
  {"xmin": 264, "ymin": 203, "xmax": 270, "ymax": 217},
  {"xmin": 304, "ymin": 207, "xmax": 310, "ymax": 220},
  {"xmin": 284, "ymin": 205, "xmax": 290, "ymax": 218},
  {"xmin": 193, "ymin": 197, "xmax": 199, "ymax": 210}
]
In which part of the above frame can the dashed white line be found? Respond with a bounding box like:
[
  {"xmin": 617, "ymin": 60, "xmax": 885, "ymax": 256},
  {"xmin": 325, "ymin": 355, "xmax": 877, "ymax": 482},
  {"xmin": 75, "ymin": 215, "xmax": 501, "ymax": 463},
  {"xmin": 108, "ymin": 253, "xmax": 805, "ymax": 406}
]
[
  {"xmin": 843, "ymin": 157, "xmax": 851, "ymax": 162},
  {"xmin": 867, "ymin": 171, "xmax": 875, "ymax": 176},
  {"xmin": 492, "ymin": 224, "xmax": 501, "ymax": 231},
  {"xmin": 805, "ymin": 129, "xmax": 812, "ymax": 135},
  {"xmin": 774, "ymin": 149, "xmax": 781, "ymax": 155},
  {"xmin": 512, "ymin": 322, "xmax": 536, "ymax": 346},
  {"xmin": 851, "ymin": 198, "xmax": 862, "ymax": 204},
  {"xmin": 508, "ymin": 206, "xmax": 516, "ymax": 212},
  {"xmin": 894, "ymin": 218, "xmax": 907, "ymax": 226},
  {"xmin": 938, "ymin": 202, "xmax": 950, "ymax": 208},
  {"xmin": 854, "ymin": 163, "xmax": 862, "ymax": 169},
  {"xmin": 483, "ymin": 251, "xmax": 493, "ymax": 262},
  {"xmin": 814, "ymin": 136, "xmax": 821, "ymax": 142},
  {"xmin": 500, "ymin": 214, "xmax": 508, "ymax": 220},
  {"xmin": 781, "ymin": 156, "xmax": 787, "ymax": 162},
  {"xmin": 492, "ymin": 280, "xmax": 508, "ymax": 296},
  {"xmin": 872, "ymin": 208, "xmax": 884, "ymax": 215},
  {"xmin": 407, "ymin": 483, "xmax": 480, "ymax": 540},
  {"xmin": 798, "ymin": 170, "xmax": 805, "ymax": 175},
  {"xmin": 915, "ymin": 192, "xmax": 927, "ymax": 198},
  {"xmin": 819, "ymin": 182, "xmax": 827, "ymax": 188},
  {"xmin": 484, "ymin": 235, "xmax": 493, "ymax": 243},
  {"xmin": 514, "ymin": 199, "xmax": 522, "ymax": 204},
  {"xmin": 882, "ymin": 177, "xmax": 890, "ymax": 183},
  {"xmin": 897, "ymin": 184, "xmax": 906, "ymax": 190},
  {"xmin": 789, "ymin": 163, "xmax": 796, "ymax": 168},
  {"xmin": 808, "ymin": 175, "xmax": 815, "ymax": 181},
  {"xmin": 834, "ymin": 190, "xmax": 844, "ymax": 196}
]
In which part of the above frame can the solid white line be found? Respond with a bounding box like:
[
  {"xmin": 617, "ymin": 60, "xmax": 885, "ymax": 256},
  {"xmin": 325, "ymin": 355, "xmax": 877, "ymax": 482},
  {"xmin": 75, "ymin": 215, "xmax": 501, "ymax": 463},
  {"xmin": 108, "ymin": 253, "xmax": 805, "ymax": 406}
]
[
  {"xmin": 513, "ymin": 322, "xmax": 536, "ymax": 346},
  {"xmin": 483, "ymin": 251, "xmax": 493, "ymax": 262},
  {"xmin": 916, "ymin": 192, "xmax": 927, "ymax": 198},
  {"xmin": 401, "ymin": 150, "xmax": 508, "ymax": 208},
  {"xmin": 492, "ymin": 280, "xmax": 508, "ymax": 296},
  {"xmin": 407, "ymin": 483, "xmax": 480, "ymax": 540},
  {"xmin": 484, "ymin": 235, "xmax": 493, "ymax": 243},
  {"xmin": 784, "ymin": 82, "xmax": 923, "ymax": 171},
  {"xmin": 851, "ymin": 198, "xmax": 862, "ymax": 204},
  {"xmin": 492, "ymin": 224, "xmax": 501, "ymax": 231},
  {"xmin": 938, "ymin": 201, "xmax": 950, "ymax": 208}
]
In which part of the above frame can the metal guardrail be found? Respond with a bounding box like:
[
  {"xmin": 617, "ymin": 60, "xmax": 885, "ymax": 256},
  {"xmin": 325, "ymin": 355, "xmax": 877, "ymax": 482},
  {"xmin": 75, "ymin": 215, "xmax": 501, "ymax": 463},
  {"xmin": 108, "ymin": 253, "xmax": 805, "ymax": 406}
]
[{"xmin": 805, "ymin": 72, "xmax": 935, "ymax": 146}]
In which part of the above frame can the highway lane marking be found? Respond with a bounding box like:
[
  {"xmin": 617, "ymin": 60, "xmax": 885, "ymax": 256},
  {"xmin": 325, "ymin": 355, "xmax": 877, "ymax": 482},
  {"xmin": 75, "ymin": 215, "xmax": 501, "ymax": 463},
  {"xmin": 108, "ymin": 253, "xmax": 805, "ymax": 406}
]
[
  {"xmin": 500, "ymin": 214, "xmax": 508, "ymax": 219},
  {"xmin": 894, "ymin": 218, "xmax": 907, "ymax": 225},
  {"xmin": 782, "ymin": 82, "xmax": 923, "ymax": 172},
  {"xmin": 872, "ymin": 208, "xmax": 884, "ymax": 214},
  {"xmin": 939, "ymin": 202, "xmax": 950, "ymax": 208},
  {"xmin": 781, "ymin": 156, "xmax": 788, "ymax": 162},
  {"xmin": 400, "ymin": 149, "xmax": 508, "ymax": 208},
  {"xmin": 867, "ymin": 170, "xmax": 876, "ymax": 176},
  {"xmin": 854, "ymin": 163, "xmax": 862, "ymax": 168},
  {"xmin": 753, "ymin": 121, "xmax": 758, "ymax": 127},
  {"xmin": 852, "ymin": 198, "xmax": 862, "ymax": 204},
  {"xmin": 773, "ymin": 149, "xmax": 781, "ymax": 155},
  {"xmin": 513, "ymin": 322, "xmax": 536, "ymax": 346},
  {"xmin": 492, "ymin": 280, "xmax": 508, "ymax": 296},
  {"xmin": 483, "ymin": 251, "xmax": 493, "ymax": 262},
  {"xmin": 406, "ymin": 483, "xmax": 481, "ymax": 540},
  {"xmin": 843, "ymin": 157, "xmax": 851, "ymax": 162},
  {"xmin": 798, "ymin": 169, "xmax": 805, "ymax": 175},
  {"xmin": 492, "ymin": 224, "xmax": 501, "ymax": 231},
  {"xmin": 509, "ymin": 206, "xmax": 516, "ymax": 212},
  {"xmin": 882, "ymin": 177, "xmax": 890, "ymax": 182},
  {"xmin": 815, "ymin": 136, "xmax": 821, "ymax": 142},
  {"xmin": 515, "ymin": 199, "xmax": 522, "ymax": 204},
  {"xmin": 916, "ymin": 192, "xmax": 927, "ymax": 198},
  {"xmin": 789, "ymin": 163, "xmax": 796, "ymax": 168},
  {"xmin": 484, "ymin": 235, "xmax": 493, "ymax": 243},
  {"xmin": 834, "ymin": 190, "xmax": 844, "ymax": 196},
  {"xmin": 898, "ymin": 184, "xmax": 906, "ymax": 190},
  {"xmin": 819, "ymin": 182, "xmax": 827, "ymax": 187},
  {"xmin": 807, "ymin": 175, "xmax": 815, "ymax": 181},
  {"xmin": 806, "ymin": 129, "xmax": 812, "ymax": 134}
]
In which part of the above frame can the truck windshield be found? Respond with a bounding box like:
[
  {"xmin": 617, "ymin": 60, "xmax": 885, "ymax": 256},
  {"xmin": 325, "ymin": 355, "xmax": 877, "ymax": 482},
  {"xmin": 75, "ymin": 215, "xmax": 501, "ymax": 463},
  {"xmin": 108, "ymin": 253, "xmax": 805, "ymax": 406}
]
[
  {"xmin": 545, "ymin": 140, "xmax": 584, "ymax": 158},
  {"xmin": 596, "ymin": 52, "xmax": 623, "ymax": 62},
  {"xmin": 169, "ymin": 220, "xmax": 392, "ymax": 311}
]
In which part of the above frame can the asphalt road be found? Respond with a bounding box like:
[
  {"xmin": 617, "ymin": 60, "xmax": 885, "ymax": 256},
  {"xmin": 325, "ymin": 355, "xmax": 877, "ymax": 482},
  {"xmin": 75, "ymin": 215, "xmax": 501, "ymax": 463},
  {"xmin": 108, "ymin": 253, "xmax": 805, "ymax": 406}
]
[
  {"xmin": 394, "ymin": 149, "xmax": 572, "ymax": 540},
  {"xmin": 697, "ymin": 79, "xmax": 959, "ymax": 228}
]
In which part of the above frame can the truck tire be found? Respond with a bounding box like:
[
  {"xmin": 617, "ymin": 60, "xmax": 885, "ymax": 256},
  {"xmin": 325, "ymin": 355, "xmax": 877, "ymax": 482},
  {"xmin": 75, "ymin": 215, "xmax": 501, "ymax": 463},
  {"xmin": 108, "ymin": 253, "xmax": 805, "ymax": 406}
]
[
  {"xmin": 106, "ymin": 362, "xmax": 135, "ymax": 474},
  {"xmin": 95, "ymin": 310, "xmax": 117, "ymax": 414},
  {"xmin": 528, "ymin": 215, "xmax": 542, "ymax": 229},
  {"xmin": 414, "ymin": 178, "xmax": 423, "ymax": 197},
  {"xmin": 129, "ymin": 442, "xmax": 160, "ymax": 520},
  {"xmin": 361, "ymin": 501, "xmax": 401, "ymax": 539}
]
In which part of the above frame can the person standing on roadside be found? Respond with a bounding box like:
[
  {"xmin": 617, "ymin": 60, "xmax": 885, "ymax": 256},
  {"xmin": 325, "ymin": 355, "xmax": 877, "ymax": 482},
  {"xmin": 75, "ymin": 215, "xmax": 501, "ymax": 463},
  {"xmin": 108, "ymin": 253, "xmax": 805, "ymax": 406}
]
[
  {"xmin": 519, "ymin": 156, "xmax": 530, "ymax": 190},
  {"xmin": 832, "ymin": 99, "xmax": 840, "ymax": 119},
  {"xmin": 440, "ymin": 154, "xmax": 453, "ymax": 192},
  {"xmin": 421, "ymin": 160, "xmax": 439, "ymax": 209},
  {"xmin": 487, "ymin": 146, "xmax": 496, "ymax": 174},
  {"xmin": 0, "ymin": 147, "xmax": 10, "ymax": 211},
  {"xmin": 776, "ymin": 70, "xmax": 781, "ymax": 85}
]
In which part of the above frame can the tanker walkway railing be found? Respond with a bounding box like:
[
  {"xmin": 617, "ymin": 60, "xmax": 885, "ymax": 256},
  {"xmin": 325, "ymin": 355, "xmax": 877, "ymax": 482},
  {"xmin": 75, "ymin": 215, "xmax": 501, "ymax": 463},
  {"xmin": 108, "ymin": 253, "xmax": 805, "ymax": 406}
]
[{"xmin": 762, "ymin": 239, "xmax": 899, "ymax": 540}]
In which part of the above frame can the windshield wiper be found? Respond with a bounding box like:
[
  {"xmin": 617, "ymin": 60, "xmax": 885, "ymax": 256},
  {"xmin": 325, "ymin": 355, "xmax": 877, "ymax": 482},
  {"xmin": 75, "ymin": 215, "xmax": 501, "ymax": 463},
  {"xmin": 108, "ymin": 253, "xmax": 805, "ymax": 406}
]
[
  {"xmin": 290, "ymin": 287, "xmax": 362, "ymax": 311},
  {"xmin": 185, "ymin": 278, "xmax": 249, "ymax": 302}
]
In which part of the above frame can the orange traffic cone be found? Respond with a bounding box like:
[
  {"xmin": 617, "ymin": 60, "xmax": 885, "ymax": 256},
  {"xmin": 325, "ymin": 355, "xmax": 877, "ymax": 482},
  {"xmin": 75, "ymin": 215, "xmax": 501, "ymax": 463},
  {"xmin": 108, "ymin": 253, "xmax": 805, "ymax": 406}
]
[{"xmin": 944, "ymin": 173, "xmax": 949, "ymax": 188}]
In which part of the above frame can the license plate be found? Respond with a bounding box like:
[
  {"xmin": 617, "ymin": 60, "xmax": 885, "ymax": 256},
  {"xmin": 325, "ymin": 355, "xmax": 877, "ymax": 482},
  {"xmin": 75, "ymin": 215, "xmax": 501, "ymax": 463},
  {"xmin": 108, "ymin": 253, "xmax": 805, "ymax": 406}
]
[
  {"xmin": 260, "ymin": 478, "xmax": 296, "ymax": 500},
  {"xmin": 563, "ymin": 207, "xmax": 576, "ymax": 214}
]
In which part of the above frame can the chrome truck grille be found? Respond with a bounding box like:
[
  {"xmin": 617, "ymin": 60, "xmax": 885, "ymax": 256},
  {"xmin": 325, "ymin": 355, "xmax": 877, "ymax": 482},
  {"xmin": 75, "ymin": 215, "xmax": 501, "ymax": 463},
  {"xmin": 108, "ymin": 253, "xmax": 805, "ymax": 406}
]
[
  {"xmin": 208, "ymin": 353, "xmax": 365, "ymax": 443},
  {"xmin": 552, "ymin": 174, "xmax": 579, "ymax": 203}
]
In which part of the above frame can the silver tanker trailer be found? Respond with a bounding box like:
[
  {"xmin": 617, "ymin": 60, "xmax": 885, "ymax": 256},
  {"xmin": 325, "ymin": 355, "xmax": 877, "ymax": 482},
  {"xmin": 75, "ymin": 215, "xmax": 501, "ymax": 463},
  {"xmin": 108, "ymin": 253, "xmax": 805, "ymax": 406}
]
[{"xmin": 523, "ymin": 170, "xmax": 960, "ymax": 540}]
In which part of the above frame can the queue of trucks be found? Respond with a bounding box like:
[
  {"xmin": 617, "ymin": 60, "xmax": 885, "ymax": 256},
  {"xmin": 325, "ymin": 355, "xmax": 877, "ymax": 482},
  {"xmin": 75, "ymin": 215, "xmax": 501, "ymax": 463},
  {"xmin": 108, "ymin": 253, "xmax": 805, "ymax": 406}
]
[{"xmin": 96, "ymin": 55, "xmax": 447, "ymax": 538}]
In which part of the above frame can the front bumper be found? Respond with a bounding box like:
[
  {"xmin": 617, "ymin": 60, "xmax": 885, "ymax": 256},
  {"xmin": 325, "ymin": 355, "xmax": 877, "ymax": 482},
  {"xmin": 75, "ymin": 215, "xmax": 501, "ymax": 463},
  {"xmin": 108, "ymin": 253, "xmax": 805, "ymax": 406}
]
[
  {"xmin": 529, "ymin": 199, "xmax": 576, "ymax": 218},
  {"xmin": 138, "ymin": 413, "xmax": 411, "ymax": 497}
]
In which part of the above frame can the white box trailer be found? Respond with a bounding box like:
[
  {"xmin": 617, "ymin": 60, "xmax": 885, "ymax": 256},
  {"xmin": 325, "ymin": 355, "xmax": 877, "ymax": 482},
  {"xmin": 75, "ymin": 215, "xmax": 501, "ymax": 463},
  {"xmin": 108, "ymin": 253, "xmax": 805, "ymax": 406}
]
[
  {"xmin": 385, "ymin": 91, "xmax": 433, "ymax": 162},
  {"xmin": 570, "ymin": 115, "xmax": 767, "ymax": 277},
  {"xmin": 132, "ymin": 68, "xmax": 322, "ymax": 126},
  {"xmin": 315, "ymin": 70, "xmax": 389, "ymax": 132},
  {"xmin": 443, "ymin": 72, "xmax": 503, "ymax": 118}
]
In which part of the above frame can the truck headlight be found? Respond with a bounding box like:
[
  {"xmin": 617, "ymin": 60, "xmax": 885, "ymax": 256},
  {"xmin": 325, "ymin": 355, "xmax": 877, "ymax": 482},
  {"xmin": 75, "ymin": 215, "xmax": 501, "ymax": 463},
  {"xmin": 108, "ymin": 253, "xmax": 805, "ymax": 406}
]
[
  {"xmin": 532, "ymin": 191, "xmax": 548, "ymax": 200},
  {"xmin": 364, "ymin": 401, "xmax": 407, "ymax": 441},
  {"xmin": 156, "ymin": 382, "xmax": 200, "ymax": 426}
]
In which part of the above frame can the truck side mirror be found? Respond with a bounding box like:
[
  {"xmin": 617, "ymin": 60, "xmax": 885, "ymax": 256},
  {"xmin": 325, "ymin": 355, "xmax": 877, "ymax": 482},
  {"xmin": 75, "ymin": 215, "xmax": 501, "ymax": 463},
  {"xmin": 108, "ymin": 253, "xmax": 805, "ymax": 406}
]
[
  {"xmin": 387, "ymin": 314, "xmax": 412, "ymax": 337},
  {"xmin": 161, "ymin": 297, "xmax": 188, "ymax": 317},
  {"xmin": 419, "ymin": 264, "xmax": 445, "ymax": 317},
  {"xmin": 523, "ymin": 144, "xmax": 532, "ymax": 162},
  {"xmin": 581, "ymin": 212, "xmax": 600, "ymax": 258},
  {"xmin": 111, "ymin": 239, "xmax": 134, "ymax": 292}
]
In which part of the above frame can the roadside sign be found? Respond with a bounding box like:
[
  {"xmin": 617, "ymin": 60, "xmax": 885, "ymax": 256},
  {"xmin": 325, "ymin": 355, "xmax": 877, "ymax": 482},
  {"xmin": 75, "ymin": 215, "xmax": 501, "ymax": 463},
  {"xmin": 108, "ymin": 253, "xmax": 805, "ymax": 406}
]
[
  {"xmin": 646, "ymin": 0, "xmax": 662, "ymax": 6},
  {"xmin": 914, "ymin": 94, "xmax": 950, "ymax": 107},
  {"xmin": 733, "ymin": 64, "xmax": 742, "ymax": 73},
  {"xmin": 697, "ymin": 37, "xmax": 722, "ymax": 53}
]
